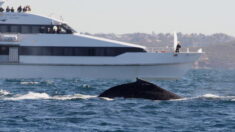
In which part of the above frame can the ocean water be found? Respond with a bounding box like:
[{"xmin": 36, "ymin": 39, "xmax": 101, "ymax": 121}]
[{"xmin": 0, "ymin": 69, "xmax": 235, "ymax": 132}]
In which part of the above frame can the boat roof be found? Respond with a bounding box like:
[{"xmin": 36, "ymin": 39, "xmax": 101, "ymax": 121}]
[
  {"xmin": 76, "ymin": 33, "xmax": 146, "ymax": 49},
  {"xmin": 0, "ymin": 12, "xmax": 63, "ymax": 25},
  {"xmin": 0, "ymin": 12, "xmax": 146, "ymax": 49}
]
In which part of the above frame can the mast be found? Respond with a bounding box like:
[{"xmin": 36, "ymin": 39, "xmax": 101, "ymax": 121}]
[{"xmin": 173, "ymin": 32, "xmax": 178, "ymax": 51}]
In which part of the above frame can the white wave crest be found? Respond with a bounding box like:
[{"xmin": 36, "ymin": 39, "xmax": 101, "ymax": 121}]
[
  {"xmin": 52, "ymin": 94, "xmax": 97, "ymax": 100},
  {"xmin": 0, "ymin": 89, "xmax": 10, "ymax": 95},
  {"xmin": 20, "ymin": 81, "xmax": 40, "ymax": 85},
  {"xmin": 5, "ymin": 92, "xmax": 50, "ymax": 100},
  {"xmin": 169, "ymin": 94, "xmax": 235, "ymax": 101},
  {"xmin": 169, "ymin": 98, "xmax": 189, "ymax": 101},
  {"xmin": 4, "ymin": 92, "xmax": 96, "ymax": 101},
  {"xmin": 200, "ymin": 94, "xmax": 235, "ymax": 101},
  {"xmin": 201, "ymin": 94, "xmax": 220, "ymax": 99},
  {"xmin": 100, "ymin": 97, "xmax": 114, "ymax": 101}
]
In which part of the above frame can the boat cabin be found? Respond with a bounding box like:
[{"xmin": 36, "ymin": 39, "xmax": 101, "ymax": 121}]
[{"xmin": 0, "ymin": 12, "xmax": 146, "ymax": 64}]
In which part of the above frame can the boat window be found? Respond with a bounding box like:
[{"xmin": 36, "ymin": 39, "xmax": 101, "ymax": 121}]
[
  {"xmin": 63, "ymin": 48, "xmax": 74, "ymax": 56},
  {"xmin": 41, "ymin": 47, "xmax": 52, "ymax": 55},
  {"xmin": 32, "ymin": 26, "xmax": 41, "ymax": 33},
  {"xmin": 0, "ymin": 46, "xmax": 9, "ymax": 55},
  {"xmin": 19, "ymin": 46, "xmax": 146, "ymax": 56},
  {"xmin": 61, "ymin": 24, "xmax": 76, "ymax": 34},
  {"xmin": 10, "ymin": 25, "xmax": 21, "ymax": 33},
  {"xmin": 39, "ymin": 26, "xmax": 46, "ymax": 33},
  {"xmin": 0, "ymin": 24, "xmax": 75, "ymax": 34},
  {"xmin": 95, "ymin": 48, "xmax": 106, "ymax": 56},
  {"xmin": 0, "ymin": 25, "xmax": 9, "ymax": 33},
  {"xmin": 54, "ymin": 26, "xmax": 63, "ymax": 34},
  {"xmin": 52, "ymin": 47, "xmax": 64, "ymax": 55},
  {"xmin": 21, "ymin": 26, "xmax": 31, "ymax": 33}
]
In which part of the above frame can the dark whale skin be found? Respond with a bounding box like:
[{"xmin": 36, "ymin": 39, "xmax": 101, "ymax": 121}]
[{"xmin": 99, "ymin": 79, "xmax": 182, "ymax": 100}]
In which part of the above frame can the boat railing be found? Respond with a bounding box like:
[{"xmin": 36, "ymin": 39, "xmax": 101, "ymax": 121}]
[
  {"xmin": 147, "ymin": 47, "xmax": 202, "ymax": 53},
  {"xmin": 146, "ymin": 47, "xmax": 174, "ymax": 53},
  {"xmin": 0, "ymin": 34, "xmax": 20, "ymax": 42}
]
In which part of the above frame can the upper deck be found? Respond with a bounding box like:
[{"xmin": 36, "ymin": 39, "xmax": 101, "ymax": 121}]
[
  {"xmin": 0, "ymin": 0, "xmax": 62, "ymax": 25},
  {"xmin": 0, "ymin": 12, "xmax": 63, "ymax": 25},
  {"xmin": 0, "ymin": 11, "xmax": 76, "ymax": 34},
  {"xmin": 0, "ymin": 3, "xmax": 146, "ymax": 50}
]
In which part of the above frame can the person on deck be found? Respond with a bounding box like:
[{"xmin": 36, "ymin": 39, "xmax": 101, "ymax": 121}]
[
  {"xmin": 23, "ymin": 6, "xmax": 27, "ymax": 12},
  {"xmin": 10, "ymin": 7, "xmax": 14, "ymax": 12},
  {"xmin": 52, "ymin": 26, "xmax": 58, "ymax": 33},
  {"xmin": 26, "ymin": 5, "xmax": 31, "ymax": 11},
  {"xmin": 0, "ymin": 7, "xmax": 4, "ymax": 12},
  {"xmin": 57, "ymin": 26, "xmax": 61, "ymax": 33},
  {"xmin": 6, "ymin": 6, "xmax": 10, "ymax": 12},
  {"xmin": 175, "ymin": 42, "xmax": 181, "ymax": 53},
  {"xmin": 17, "ymin": 6, "xmax": 22, "ymax": 12}
]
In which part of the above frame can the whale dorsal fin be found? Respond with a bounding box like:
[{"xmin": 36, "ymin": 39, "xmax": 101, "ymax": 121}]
[
  {"xmin": 136, "ymin": 78, "xmax": 142, "ymax": 82},
  {"xmin": 136, "ymin": 78, "xmax": 148, "ymax": 83}
]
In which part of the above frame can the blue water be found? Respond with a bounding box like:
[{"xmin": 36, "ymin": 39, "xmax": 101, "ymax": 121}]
[{"xmin": 0, "ymin": 69, "xmax": 235, "ymax": 132}]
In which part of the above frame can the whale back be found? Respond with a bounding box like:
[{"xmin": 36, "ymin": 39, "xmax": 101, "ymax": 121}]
[{"xmin": 99, "ymin": 79, "xmax": 181, "ymax": 100}]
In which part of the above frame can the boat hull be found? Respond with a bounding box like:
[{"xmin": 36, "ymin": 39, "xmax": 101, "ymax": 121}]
[
  {"xmin": 0, "ymin": 63, "xmax": 193, "ymax": 80},
  {"xmin": 0, "ymin": 52, "xmax": 201, "ymax": 80}
]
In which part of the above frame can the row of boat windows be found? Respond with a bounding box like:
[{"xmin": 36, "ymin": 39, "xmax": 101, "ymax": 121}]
[
  {"xmin": 0, "ymin": 46, "xmax": 146, "ymax": 56},
  {"xmin": 0, "ymin": 24, "xmax": 74, "ymax": 34}
]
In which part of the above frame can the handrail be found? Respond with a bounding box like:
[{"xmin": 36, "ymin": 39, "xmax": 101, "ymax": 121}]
[
  {"xmin": 146, "ymin": 47, "xmax": 174, "ymax": 53},
  {"xmin": 147, "ymin": 47, "xmax": 202, "ymax": 53}
]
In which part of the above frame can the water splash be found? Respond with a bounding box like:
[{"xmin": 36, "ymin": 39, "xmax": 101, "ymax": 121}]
[
  {"xmin": 196, "ymin": 94, "xmax": 235, "ymax": 101},
  {"xmin": 20, "ymin": 81, "xmax": 40, "ymax": 85},
  {"xmin": 169, "ymin": 94, "xmax": 235, "ymax": 102},
  {"xmin": 5, "ymin": 92, "xmax": 50, "ymax": 100},
  {"xmin": 4, "ymin": 92, "xmax": 97, "ymax": 101},
  {"xmin": 100, "ymin": 97, "xmax": 114, "ymax": 101},
  {"xmin": 201, "ymin": 94, "xmax": 220, "ymax": 99},
  {"xmin": 52, "ymin": 94, "xmax": 97, "ymax": 100},
  {"xmin": 202, "ymin": 94, "xmax": 235, "ymax": 99},
  {"xmin": 169, "ymin": 98, "xmax": 188, "ymax": 101},
  {"xmin": 0, "ymin": 89, "xmax": 10, "ymax": 95}
]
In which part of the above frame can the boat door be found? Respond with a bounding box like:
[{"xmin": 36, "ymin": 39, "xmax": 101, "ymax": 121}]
[{"xmin": 9, "ymin": 47, "xmax": 19, "ymax": 63}]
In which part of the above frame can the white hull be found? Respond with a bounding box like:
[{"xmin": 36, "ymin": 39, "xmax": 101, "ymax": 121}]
[
  {"xmin": 0, "ymin": 52, "xmax": 201, "ymax": 79},
  {"xmin": 0, "ymin": 63, "xmax": 193, "ymax": 80},
  {"xmin": 0, "ymin": 53, "xmax": 201, "ymax": 79}
]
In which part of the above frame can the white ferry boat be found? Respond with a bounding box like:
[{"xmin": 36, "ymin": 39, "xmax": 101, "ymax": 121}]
[{"xmin": 0, "ymin": 1, "xmax": 202, "ymax": 79}]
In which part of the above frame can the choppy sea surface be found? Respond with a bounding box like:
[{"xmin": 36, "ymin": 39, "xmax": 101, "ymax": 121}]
[{"xmin": 0, "ymin": 69, "xmax": 235, "ymax": 132}]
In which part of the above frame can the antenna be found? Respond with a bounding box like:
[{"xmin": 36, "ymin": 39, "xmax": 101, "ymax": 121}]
[
  {"xmin": 60, "ymin": 16, "xmax": 64, "ymax": 22},
  {"xmin": 173, "ymin": 32, "xmax": 178, "ymax": 51}
]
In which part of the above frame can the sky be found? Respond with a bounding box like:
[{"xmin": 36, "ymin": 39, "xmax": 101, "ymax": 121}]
[{"xmin": 3, "ymin": 0, "xmax": 235, "ymax": 36}]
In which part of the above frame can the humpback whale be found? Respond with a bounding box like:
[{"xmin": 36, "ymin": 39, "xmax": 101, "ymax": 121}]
[{"xmin": 99, "ymin": 79, "xmax": 182, "ymax": 100}]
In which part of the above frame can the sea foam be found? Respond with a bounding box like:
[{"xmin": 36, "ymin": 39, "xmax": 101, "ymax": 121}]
[
  {"xmin": 52, "ymin": 94, "xmax": 97, "ymax": 100},
  {"xmin": 200, "ymin": 94, "xmax": 235, "ymax": 101},
  {"xmin": 0, "ymin": 89, "xmax": 11, "ymax": 95},
  {"xmin": 201, "ymin": 94, "xmax": 220, "ymax": 99},
  {"xmin": 5, "ymin": 92, "xmax": 50, "ymax": 100},
  {"xmin": 4, "ymin": 92, "xmax": 96, "ymax": 101},
  {"xmin": 20, "ymin": 81, "xmax": 40, "ymax": 85}
]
